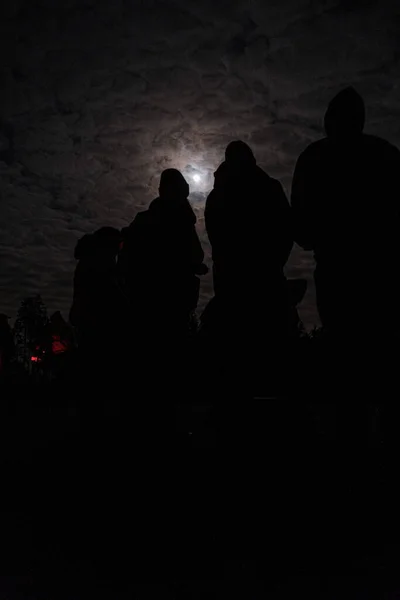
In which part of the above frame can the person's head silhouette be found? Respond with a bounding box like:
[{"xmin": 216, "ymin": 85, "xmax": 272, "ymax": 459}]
[
  {"xmin": 93, "ymin": 226, "xmax": 122, "ymax": 260},
  {"xmin": 159, "ymin": 169, "xmax": 189, "ymax": 201},
  {"xmin": 74, "ymin": 233, "xmax": 94, "ymax": 260},
  {"xmin": 74, "ymin": 228, "xmax": 121, "ymax": 262},
  {"xmin": 324, "ymin": 87, "xmax": 365, "ymax": 140},
  {"xmin": 50, "ymin": 311, "xmax": 64, "ymax": 324},
  {"xmin": 225, "ymin": 140, "xmax": 256, "ymax": 167}
]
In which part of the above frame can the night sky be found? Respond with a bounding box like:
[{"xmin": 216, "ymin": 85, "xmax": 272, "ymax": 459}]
[{"xmin": 1, "ymin": 0, "xmax": 399, "ymax": 326}]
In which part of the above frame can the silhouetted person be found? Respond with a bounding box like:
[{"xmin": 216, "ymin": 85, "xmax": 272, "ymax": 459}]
[
  {"xmin": 0, "ymin": 314, "xmax": 14, "ymax": 375},
  {"xmin": 287, "ymin": 278, "xmax": 307, "ymax": 337},
  {"xmin": 200, "ymin": 278, "xmax": 306, "ymax": 340},
  {"xmin": 120, "ymin": 169, "xmax": 207, "ymax": 340},
  {"xmin": 291, "ymin": 87, "xmax": 400, "ymax": 337},
  {"xmin": 205, "ymin": 141, "xmax": 293, "ymax": 340},
  {"xmin": 70, "ymin": 227, "xmax": 128, "ymax": 362}
]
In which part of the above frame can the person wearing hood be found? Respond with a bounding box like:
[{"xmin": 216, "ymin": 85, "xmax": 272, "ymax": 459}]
[
  {"xmin": 70, "ymin": 226, "xmax": 127, "ymax": 354},
  {"xmin": 291, "ymin": 87, "xmax": 400, "ymax": 336},
  {"xmin": 120, "ymin": 168, "xmax": 207, "ymax": 338},
  {"xmin": 204, "ymin": 141, "xmax": 293, "ymax": 340}
]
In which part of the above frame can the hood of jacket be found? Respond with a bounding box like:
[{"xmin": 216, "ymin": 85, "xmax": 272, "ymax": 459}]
[{"xmin": 324, "ymin": 87, "xmax": 365, "ymax": 139}]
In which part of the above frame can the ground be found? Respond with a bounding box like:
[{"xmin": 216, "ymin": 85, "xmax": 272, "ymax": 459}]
[{"xmin": 1, "ymin": 397, "xmax": 399, "ymax": 598}]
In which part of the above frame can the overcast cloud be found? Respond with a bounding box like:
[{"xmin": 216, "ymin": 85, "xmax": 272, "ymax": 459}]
[{"xmin": 1, "ymin": 0, "xmax": 399, "ymax": 325}]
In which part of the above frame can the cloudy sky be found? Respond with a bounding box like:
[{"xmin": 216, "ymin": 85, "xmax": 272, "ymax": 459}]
[{"xmin": 1, "ymin": 0, "xmax": 399, "ymax": 326}]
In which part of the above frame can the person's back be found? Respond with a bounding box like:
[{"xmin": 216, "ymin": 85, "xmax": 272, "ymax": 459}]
[
  {"xmin": 205, "ymin": 141, "xmax": 292, "ymax": 316},
  {"xmin": 291, "ymin": 87, "xmax": 400, "ymax": 335},
  {"xmin": 120, "ymin": 169, "xmax": 206, "ymax": 337},
  {"xmin": 70, "ymin": 227, "xmax": 126, "ymax": 350},
  {"xmin": 204, "ymin": 142, "xmax": 293, "ymax": 349}
]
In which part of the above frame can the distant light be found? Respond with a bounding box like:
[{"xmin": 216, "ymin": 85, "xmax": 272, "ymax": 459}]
[{"xmin": 192, "ymin": 173, "xmax": 201, "ymax": 184}]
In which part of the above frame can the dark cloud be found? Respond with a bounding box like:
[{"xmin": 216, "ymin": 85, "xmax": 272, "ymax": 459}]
[{"xmin": 1, "ymin": 0, "xmax": 399, "ymax": 325}]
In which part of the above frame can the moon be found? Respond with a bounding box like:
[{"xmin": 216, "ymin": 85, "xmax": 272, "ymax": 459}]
[{"xmin": 192, "ymin": 173, "xmax": 201, "ymax": 184}]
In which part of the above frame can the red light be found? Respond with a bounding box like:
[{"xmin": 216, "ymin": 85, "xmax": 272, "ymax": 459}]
[
  {"xmin": 31, "ymin": 356, "xmax": 39, "ymax": 362},
  {"xmin": 52, "ymin": 341, "xmax": 67, "ymax": 354}
]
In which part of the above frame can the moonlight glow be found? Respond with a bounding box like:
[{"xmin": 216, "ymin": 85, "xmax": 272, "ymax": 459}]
[
  {"xmin": 192, "ymin": 173, "xmax": 201, "ymax": 184},
  {"xmin": 1, "ymin": 0, "xmax": 397, "ymax": 330}
]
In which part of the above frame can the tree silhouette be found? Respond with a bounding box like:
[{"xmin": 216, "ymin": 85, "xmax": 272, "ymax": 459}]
[{"xmin": 13, "ymin": 295, "xmax": 49, "ymax": 368}]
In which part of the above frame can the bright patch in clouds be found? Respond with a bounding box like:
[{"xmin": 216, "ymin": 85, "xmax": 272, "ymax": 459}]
[{"xmin": 1, "ymin": 0, "xmax": 399, "ymax": 329}]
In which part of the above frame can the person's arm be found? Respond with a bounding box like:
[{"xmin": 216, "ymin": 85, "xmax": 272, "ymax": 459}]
[
  {"xmin": 205, "ymin": 190, "xmax": 226, "ymax": 267},
  {"xmin": 291, "ymin": 151, "xmax": 316, "ymax": 251},
  {"xmin": 204, "ymin": 191, "xmax": 217, "ymax": 248},
  {"xmin": 189, "ymin": 227, "xmax": 205, "ymax": 271},
  {"xmin": 271, "ymin": 179, "xmax": 294, "ymax": 267}
]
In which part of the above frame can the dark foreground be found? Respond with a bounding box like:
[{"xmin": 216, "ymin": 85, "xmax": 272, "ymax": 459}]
[{"xmin": 1, "ymin": 385, "xmax": 400, "ymax": 598}]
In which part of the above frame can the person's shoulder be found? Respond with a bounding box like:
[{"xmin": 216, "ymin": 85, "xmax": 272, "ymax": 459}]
[
  {"xmin": 125, "ymin": 209, "xmax": 153, "ymax": 240},
  {"xmin": 362, "ymin": 134, "xmax": 400, "ymax": 158},
  {"xmin": 253, "ymin": 165, "xmax": 275, "ymax": 192},
  {"xmin": 297, "ymin": 138, "xmax": 329, "ymax": 162},
  {"xmin": 205, "ymin": 188, "xmax": 219, "ymax": 210},
  {"xmin": 255, "ymin": 165, "xmax": 271, "ymax": 180},
  {"xmin": 265, "ymin": 177, "xmax": 290, "ymax": 208},
  {"xmin": 265, "ymin": 177, "xmax": 285, "ymax": 199},
  {"xmin": 255, "ymin": 167, "xmax": 282, "ymax": 191},
  {"xmin": 266, "ymin": 174, "xmax": 281, "ymax": 188},
  {"xmin": 134, "ymin": 210, "xmax": 149, "ymax": 221},
  {"xmin": 131, "ymin": 203, "xmax": 155, "ymax": 225},
  {"xmin": 179, "ymin": 198, "xmax": 197, "ymax": 226}
]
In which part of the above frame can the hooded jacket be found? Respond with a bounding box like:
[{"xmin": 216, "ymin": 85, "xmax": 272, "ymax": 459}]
[
  {"xmin": 70, "ymin": 229, "xmax": 125, "ymax": 332},
  {"xmin": 291, "ymin": 87, "xmax": 400, "ymax": 268},
  {"xmin": 121, "ymin": 195, "xmax": 205, "ymax": 312},
  {"xmin": 205, "ymin": 159, "xmax": 293, "ymax": 294},
  {"xmin": 291, "ymin": 87, "xmax": 400, "ymax": 330}
]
